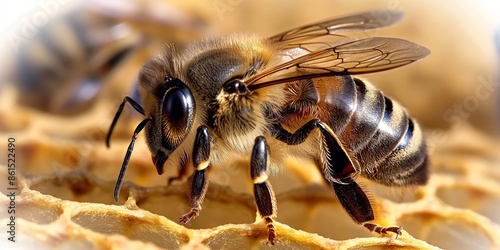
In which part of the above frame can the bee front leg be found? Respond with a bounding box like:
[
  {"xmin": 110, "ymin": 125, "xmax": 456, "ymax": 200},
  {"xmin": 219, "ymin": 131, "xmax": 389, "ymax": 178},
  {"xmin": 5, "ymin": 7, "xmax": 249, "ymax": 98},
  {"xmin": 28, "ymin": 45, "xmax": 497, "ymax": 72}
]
[
  {"xmin": 251, "ymin": 136, "xmax": 277, "ymax": 245},
  {"xmin": 180, "ymin": 126, "xmax": 211, "ymax": 224}
]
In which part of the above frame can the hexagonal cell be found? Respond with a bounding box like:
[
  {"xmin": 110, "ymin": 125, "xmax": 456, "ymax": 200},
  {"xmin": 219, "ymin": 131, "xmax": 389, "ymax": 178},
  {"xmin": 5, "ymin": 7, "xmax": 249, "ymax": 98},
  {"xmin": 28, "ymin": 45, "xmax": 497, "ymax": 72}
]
[
  {"xmin": 276, "ymin": 185, "xmax": 372, "ymax": 241},
  {"xmin": 29, "ymin": 171, "xmax": 117, "ymax": 205},
  {"xmin": 15, "ymin": 200, "xmax": 63, "ymax": 224},
  {"xmin": 201, "ymin": 224, "xmax": 337, "ymax": 249},
  {"xmin": 202, "ymin": 225, "xmax": 266, "ymax": 249},
  {"xmin": 436, "ymin": 185, "xmax": 500, "ymax": 224},
  {"xmin": 71, "ymin": 209, "xmax": 188, "ymax": 249},
  {"xmin": 202, "ymin": 223, "xmax": 434, "ymax": 250},
  {"xmin": 11, "ymin": 217, "xmax": 166, "ymax": 250},
  {"xmin": 136, "ymin": 184, "xmax": 256, "ymax": 229},
  {"xmin": 399, "ymin": 212, "xmax": 493, "ymax": 250}
]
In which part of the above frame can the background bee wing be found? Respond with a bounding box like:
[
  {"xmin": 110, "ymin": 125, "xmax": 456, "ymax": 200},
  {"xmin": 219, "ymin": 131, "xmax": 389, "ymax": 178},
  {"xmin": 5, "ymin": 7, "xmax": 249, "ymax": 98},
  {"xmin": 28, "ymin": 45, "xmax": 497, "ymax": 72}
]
[
  {"xmin": 269, "ymin": 10, "xmax": 404, "ymax": 50},
  {"xmin": 247, "ymin": 37, "xmax": 430, "ymax": 88}
]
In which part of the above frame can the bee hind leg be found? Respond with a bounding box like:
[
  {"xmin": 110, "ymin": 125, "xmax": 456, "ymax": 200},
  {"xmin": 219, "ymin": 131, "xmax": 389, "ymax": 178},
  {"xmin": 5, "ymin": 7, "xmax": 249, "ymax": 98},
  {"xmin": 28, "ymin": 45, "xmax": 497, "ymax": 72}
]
[
  {"xmin": 180, "ymin": 126, "xmax": 211, "ymax": 224},
  {"xmin": 251, "ymin": 136, "xmax": 277, "ymax": 245},
  {"xmin": 318, "ymin": 122, "xmax": 402, "ymax": 238},
  {"xmin": 333, "ymin": 181, "xmax": 402, "ymax": 238},
  {"xmin": 272, "ymin": 120, "xmax": 401, "ymax": 238}
]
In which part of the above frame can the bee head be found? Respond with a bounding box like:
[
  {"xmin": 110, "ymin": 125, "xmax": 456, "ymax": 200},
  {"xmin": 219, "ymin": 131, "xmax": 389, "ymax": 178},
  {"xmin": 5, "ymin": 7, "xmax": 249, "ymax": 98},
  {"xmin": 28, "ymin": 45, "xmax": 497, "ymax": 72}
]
[{"xmin": 139, "ymin": 56, "xmax": 196, "ymax": 175}]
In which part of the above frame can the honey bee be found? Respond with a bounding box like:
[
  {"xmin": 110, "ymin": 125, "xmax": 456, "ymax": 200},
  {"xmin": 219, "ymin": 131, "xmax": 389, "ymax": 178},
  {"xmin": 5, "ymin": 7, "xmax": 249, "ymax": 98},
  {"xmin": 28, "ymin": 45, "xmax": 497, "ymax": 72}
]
[
  {"xmin": 3, "ymin": 1, "xmax": 209, "ymax": 115},
  {"xmin": 106, "ymin": 10, "xmax": 430, "ymax": 244}
]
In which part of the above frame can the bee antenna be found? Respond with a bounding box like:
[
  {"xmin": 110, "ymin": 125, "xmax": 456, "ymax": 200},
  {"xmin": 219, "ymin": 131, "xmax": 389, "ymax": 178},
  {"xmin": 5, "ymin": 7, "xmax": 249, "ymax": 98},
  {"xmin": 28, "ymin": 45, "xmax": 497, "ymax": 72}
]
[
  {"xmin": 114, "ymin": 117, "xmax": 151, "ymax": 202},
  {"xmin": 106, "ymin": 96, "xmax": 146, "ymax": 148}
]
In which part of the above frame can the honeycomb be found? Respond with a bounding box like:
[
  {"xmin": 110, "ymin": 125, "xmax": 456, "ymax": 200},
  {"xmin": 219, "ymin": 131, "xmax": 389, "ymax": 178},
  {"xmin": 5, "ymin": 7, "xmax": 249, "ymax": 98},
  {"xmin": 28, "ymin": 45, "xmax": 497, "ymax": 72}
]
[{"xmin": 1, "ymin": 0, "xmax": 500, "ymax": 249}]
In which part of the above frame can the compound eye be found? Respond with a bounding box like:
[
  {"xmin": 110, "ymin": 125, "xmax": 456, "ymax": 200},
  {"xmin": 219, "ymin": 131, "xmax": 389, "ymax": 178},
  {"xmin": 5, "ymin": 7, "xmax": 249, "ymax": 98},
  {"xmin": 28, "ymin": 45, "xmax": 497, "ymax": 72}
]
[
  {"xmin": 161, "ymin": 79, "xmax": 195, "ymax": 145},
  {"xmin": 163, "ymin": 88, "xmax": 190, "ymax": 127}
]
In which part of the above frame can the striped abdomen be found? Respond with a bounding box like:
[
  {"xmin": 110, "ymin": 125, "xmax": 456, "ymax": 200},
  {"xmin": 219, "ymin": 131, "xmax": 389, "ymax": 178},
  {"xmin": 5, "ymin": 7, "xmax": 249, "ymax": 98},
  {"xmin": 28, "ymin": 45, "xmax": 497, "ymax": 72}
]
[{"xmin": 314, "ymin": 76, "xmax": 428, "ymax": 186}]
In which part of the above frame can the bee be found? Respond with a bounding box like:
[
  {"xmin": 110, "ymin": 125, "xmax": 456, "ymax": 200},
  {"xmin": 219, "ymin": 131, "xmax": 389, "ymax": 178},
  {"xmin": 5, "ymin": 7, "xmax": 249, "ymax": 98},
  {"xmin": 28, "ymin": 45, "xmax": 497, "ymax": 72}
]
[
  {"xmin": 3, "ymin": 1, "xmax": 209, "ymax": 115},
  {"xmin": 3, "ymin": 4, "xmax": 142, "ymax": 115},
  {"xmin": 106, "ymin": 10, "xmax": 430, "ymax": 244}
]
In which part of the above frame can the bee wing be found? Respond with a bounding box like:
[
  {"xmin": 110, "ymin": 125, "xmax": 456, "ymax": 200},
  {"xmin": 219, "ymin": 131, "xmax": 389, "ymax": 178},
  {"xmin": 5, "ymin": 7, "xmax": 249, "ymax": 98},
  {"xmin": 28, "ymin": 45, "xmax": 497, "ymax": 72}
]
[
  {"xmin": 247, "ymin": 37, "xmax": 430, "ymax": 88},
  {"xmin": 270, "ymin": 10, "xmax": 404, "ymax": 51}
]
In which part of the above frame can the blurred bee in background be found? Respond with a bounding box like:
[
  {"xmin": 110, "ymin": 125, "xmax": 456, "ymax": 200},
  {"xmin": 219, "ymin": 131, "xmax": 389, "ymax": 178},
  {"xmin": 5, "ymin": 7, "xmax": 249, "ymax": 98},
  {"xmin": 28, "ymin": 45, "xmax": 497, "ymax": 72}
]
[
  {"xmin": 1, "ymin": 0, "xmax": 210, "ymax": 115},
  {"xmin": 107, "ymin": 10, "xmax": 430, "ymax": 244}
]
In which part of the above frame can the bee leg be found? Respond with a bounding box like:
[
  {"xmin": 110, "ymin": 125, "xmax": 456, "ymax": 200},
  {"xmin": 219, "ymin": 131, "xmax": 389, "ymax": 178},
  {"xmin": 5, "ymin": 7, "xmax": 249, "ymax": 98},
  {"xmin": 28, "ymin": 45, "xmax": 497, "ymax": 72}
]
[
  {"xmin": 332, "ymin": 181, "xmax": 401, "ymax": 237},
  {"xmin": 363, "ymin": 222, "xmax": 402, "ymax": 237},
  {"xmin": 272, "ymin": 120, "xmax": 401, "ymax": 237},
  {"xmin": 317, "ymin": 123, "xmax": 402, "ymax": 238},
  {"xmin": 251, "ymin": 136, "xmax": 277, "ymax": 245},
  {"xmin": 180, "ymin": 126, "xmax": 211, "ymax": 224},
  {"xmin": 271, "ymin": 119, "xmax": 321, "ymax": 145}
]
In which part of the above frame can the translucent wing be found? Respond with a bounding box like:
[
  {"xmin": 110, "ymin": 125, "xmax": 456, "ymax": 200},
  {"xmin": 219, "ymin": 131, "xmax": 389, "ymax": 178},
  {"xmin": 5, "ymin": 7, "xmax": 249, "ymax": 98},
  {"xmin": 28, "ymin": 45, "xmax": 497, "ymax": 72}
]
[
  {"xmin": 247, "ymin": 37, "xmax": 430, "ymax": 89},
  {"xmin": 270, "ymin": 10, "xmax": 404, "ymax": 51}
]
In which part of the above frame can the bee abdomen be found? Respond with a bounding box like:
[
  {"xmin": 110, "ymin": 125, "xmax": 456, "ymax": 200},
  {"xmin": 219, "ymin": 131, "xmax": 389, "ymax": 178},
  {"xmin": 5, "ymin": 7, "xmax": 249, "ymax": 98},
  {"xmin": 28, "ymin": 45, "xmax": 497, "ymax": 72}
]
[
  {"xmin": 351, "ymin": 79, "xmax": 428, "ymax": 186},
  {"xmin": 355, "ymin": 97, "xmax": 409, "ymax": 171},
  {"xmin": 361, "ymin": 118, "xmax": 428, "ymax": 186},
  {"xmin": 318, "ymin": 76, "xmax": 428, "ymax": 186},
  {"xmin": 337, "ymin": 78, "xmax": 386, "ymax": 152}
]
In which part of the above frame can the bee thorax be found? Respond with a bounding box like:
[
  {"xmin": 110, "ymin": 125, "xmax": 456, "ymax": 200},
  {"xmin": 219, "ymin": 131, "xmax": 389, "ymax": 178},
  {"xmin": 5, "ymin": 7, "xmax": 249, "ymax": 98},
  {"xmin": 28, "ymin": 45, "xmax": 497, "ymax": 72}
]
[{"xmin": 211, "ymin": 93, "xmax": 267, "ymax": 154}]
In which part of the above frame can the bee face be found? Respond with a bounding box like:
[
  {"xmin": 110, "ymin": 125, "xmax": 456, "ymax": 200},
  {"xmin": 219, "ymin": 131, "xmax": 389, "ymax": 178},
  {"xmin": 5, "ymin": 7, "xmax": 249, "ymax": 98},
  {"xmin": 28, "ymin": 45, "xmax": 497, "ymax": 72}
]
[
  {"xmin": 107, "ymin": 10, "xmax": 430, "ymax": 244},
  {"xmin": 137, "ymin": 36, "xmax": 285, "ymax": 166},
  {"xmin": 136, "ymin": 54, "xmax": 194, "ymax": 174}
]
